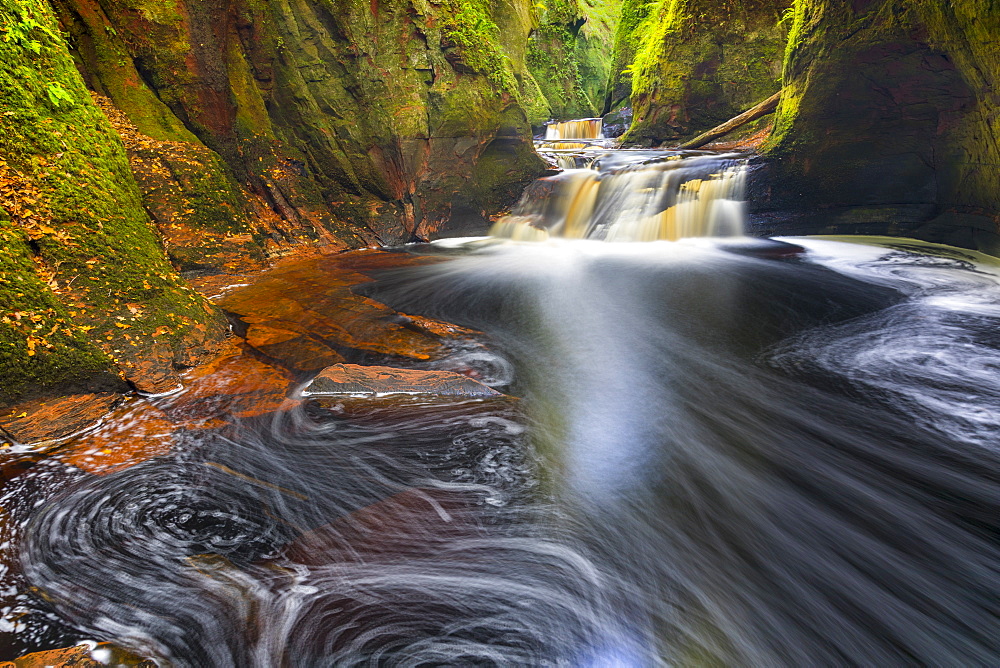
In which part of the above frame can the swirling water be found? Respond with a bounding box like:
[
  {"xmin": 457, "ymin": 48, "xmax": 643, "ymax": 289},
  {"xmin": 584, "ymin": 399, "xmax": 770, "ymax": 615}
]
[{"xmin": 4, "ymin": 235, "xmax": 1000, "ymax": 665}]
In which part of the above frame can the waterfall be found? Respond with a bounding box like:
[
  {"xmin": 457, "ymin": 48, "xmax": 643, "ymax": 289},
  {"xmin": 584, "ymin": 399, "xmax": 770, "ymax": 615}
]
[
  {"xmin": 491, "ymin": 153, "xmax": 748, "ymax": 242},
  {"xmin": 545, "ymin": 118, "xmax": 604, "ymax": 140}
]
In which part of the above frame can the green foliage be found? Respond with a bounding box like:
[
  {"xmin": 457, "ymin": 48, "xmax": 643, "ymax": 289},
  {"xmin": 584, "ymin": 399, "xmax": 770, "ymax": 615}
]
[
  {"xmin": 45, "ymin": 81, "xmax": 74, "ymax": 107},
  {"xmin": 628, "ymin": 0, "xmax": 688, "ymax": 97},
  {"xmin": 0, "ymin": 1, "xmax": 61, "ymax": 56},
  {"xmin": 444, "ymin": 0, "xmax": 519, "ymax": 95},
  {"xmin": 605, "ymin": 0, "xmax": 655, "ymax": 108},
  {"xmin": 526, "ymin": 0, "xmax": 621, "ymax": 119}
]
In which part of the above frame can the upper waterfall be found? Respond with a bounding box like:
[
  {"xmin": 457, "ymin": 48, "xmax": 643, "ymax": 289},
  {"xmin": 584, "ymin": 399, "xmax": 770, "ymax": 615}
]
[
  {"xmin": 491, "ymin": 152, "xmax": 748, "ymax": 242},
  {"xmin": 545, "ymin": 118, "xmax": 604, "ymax": 140}
]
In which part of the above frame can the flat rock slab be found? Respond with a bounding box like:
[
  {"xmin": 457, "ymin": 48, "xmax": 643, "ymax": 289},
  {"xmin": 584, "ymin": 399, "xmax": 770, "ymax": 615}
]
[
  {"xmin": 304, "ymin": 364, "xmax": 500, "ymax": 398},
  {"xmin": 0, "ymin": 393, "xmax": 121, "ymax": 447},
  {"xmin": 0, "ymin": 642, "xmax": 153, "ymax": 667}
]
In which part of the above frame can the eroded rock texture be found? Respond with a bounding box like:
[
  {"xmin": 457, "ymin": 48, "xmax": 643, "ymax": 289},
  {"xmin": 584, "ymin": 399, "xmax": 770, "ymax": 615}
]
[
  {"xmin": 55, "ymin": 0, "xmax": 546, "ymax": 248},
  {"xmin": 753, "ymin": 0, "xmax": 1000, "ymax": 253}
]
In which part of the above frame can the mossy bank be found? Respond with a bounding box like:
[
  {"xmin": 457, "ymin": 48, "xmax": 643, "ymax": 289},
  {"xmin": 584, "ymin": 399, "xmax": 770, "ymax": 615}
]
[
  {"xmin": 0, "ymin": 0, "xmax": 226, "ymax": 436},
  {"xmin": 620, "ymin": 0, "xmax": 791, "ymax": 146}
]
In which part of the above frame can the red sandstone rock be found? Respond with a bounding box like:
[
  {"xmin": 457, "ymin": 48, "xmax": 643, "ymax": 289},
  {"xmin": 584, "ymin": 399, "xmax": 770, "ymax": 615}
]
[
  {"xmin": 284, "ymin": 488, "xmax": 480, "ymax": 567},
  {"xmin": 160, "ymin": 339, "xmax": 301, "ymax": 421},
  {"xmin": 216, "ymin": 256, "xmax": 450, "ymax": 363},
  {"xmin": 244, "ymin": 324, "xmax": 345, "ymax": 372},
  {"xmin": 304, "ymin": 364, "xmax": 500, "ymax": 397},
  {"xmin": 0, "ymin": 393, "xmax": 121, "ymax": 446},
  {"xmin": 59, "ymin": 401, "xmax": 178, "ymax": 476},
  {"xmin": 0, "ymin": 642, "xmax": 154, "ymax": 667}
]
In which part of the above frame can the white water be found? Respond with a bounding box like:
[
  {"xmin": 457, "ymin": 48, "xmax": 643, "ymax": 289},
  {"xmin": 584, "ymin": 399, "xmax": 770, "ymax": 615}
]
[
  {"xmin": 4, "ymin": 233, "xmax": 1000, "ymax": 664},
  {"xmin": 545, "ymin": 118, "xmax": 604, "ymax": 140},
  {"xmin": 492, "ymin": 153, "xmax": 748, "ymax": 242}
]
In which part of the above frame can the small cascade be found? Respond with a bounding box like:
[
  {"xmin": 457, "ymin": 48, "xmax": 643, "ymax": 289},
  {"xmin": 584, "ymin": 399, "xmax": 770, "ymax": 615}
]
[
  {"xmin": 545, "ymin": 118, "xmax": 604, "ymax": 140},
  {"xmin": 492, "ymin": 153, "xmax": 748, "ymax": 242},
  {"xmin": 555, "ymin": 155, "xmax": 578, "ymax": 170}
]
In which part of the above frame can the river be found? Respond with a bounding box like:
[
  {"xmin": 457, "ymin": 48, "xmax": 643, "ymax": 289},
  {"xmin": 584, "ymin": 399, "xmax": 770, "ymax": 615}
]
[{"xmin": 1, "ymin": 147, "xmax": 999, "ymax": 665}]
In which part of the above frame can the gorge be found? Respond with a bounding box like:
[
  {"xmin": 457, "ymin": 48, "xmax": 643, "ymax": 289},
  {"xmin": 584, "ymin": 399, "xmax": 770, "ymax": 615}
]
[{"xmin": 1, "ymin": 0, "xmax": 1000, "ymax": 665}]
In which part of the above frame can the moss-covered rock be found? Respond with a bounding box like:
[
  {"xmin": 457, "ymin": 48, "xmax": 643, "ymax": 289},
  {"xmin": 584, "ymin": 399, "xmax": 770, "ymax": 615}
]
[
  {"xmin": 604, "ymin": 0, "xmax": 651, "ymax": 114},
  {"xmin": 526, "ymin": 0, "xmax": 621, "ymax": 123},
  {"xmin": 621, "ymin": 0, "xmax": 791, "ymax": 146},
  {"xmin": 0, "ymin": 0, "xmax": 226, "ymax": 423},
  {"xmin": 753, "ymin": 0, "xmax": 1000, "ymax": 254},
  {"xmin": 54, "ymin": 0, "xmax": 547, "ymax": 245}
]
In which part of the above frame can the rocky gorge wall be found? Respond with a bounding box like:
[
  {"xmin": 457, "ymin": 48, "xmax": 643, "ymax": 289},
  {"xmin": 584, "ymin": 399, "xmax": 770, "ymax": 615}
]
[
  {"xmin": 6, "ymin": 0, "xmax": 1000, "ymax": 440},
  {"xmin": 751, "ymin": 0, "xmax": 1000, "ymax": 254},
  {"xmin": 604, "ymin": 0, "xmax": 1000, "ymax": 251},
  {"xmin": 0, "ymin": 0, "xmax": 227, "ymax": 440},
  {"xmin": 526, "ymin": 0, "xmax": 621, "ymax": 123},
  {"xmin": 0, "ymin": 0, "xmax": 548, "ymax": 436},
  {"xmin": 618, "ymin": 0, "xmax": 791, "ymax": 146},
  {"xmin": 54, "ymin": 0, "xmax": 547, "ymax": 248}
]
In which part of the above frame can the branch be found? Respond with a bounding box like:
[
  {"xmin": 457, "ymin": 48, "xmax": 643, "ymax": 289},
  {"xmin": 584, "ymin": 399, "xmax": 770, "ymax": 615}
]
[{"xmin": 678, "ymin": 91, "xmax": 783, "ymax": 150}]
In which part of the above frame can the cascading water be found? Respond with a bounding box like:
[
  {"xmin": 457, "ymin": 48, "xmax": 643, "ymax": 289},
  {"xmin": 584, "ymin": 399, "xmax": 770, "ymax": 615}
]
[
  {"xmin": 491, "ymin": 153, "xmax": 748, "ymax": 241},
  {"xmin": 3, "ymin": 147, "xmax": 1000, "ymax": 663},
  {"xmin": 545, "ymin": 118, "xmax": 604, "ymax": 140}
]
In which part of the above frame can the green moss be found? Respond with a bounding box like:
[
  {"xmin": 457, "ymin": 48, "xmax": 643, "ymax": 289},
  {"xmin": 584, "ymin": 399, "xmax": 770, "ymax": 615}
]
[
  {"xmin": 622, "ymin": 0, "xmax": 790, "ymax": 145},
  {"xmin": 519, "ymin": 71, "xmax": 552, "ymax": 126},
  {"xmin": 0, "ymin": 211, "xmax": 113, "ymax": 404},
  {"xmin": 53, "ymin": 0, "xmax": 546, "ymax": 248},
  {"xmin": 527, "ymin": 23, "xmax": 598, "ymax": 119},
  {"xmin": 0, "ymin": 0, "xmax": 224, "ymax": 405},
  {"xmin": 605, "ymin": 0, "xmax": 654, "ymax": 110},
  {"xmin": 443, "ymin": 0, "xmax": 520, "ymax": 95},
  {"xmin": 526, "ymin": 0, "xmax": 621, "ymax": 120},
  {"xmin": 628, "ymin": 0, "xmax": 688, "ymax": 98}
]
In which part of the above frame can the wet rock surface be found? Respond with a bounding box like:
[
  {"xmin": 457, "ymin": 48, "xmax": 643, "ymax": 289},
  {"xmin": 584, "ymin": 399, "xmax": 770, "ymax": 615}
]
[
  {"xmin": 305, "ymin": 364, "xmax": 501, "ymax": 398},
  {"xmin": 0, "ymin": 643, "xmax": 153, "ymax": 667},
  {"xmin": 0, "ymin": 394, "xmax": 121, "ymax": 446},
  {"xmin": 0, "ymin": 248, "xmax": 505, "ymax": 661}
]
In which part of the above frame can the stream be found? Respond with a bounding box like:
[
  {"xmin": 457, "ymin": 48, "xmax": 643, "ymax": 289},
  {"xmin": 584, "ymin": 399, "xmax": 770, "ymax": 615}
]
[{"xmin": 1, "ymin": 147, "xmax": 999, "ymax": 665}]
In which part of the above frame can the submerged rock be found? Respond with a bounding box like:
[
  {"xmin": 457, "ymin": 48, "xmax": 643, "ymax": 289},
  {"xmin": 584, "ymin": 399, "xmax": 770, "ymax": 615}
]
[
  {"xmin": 304, "ymin": 364, "xmax": 500, "ymax": 398},
  {"xmin": 0, "ymin": 393, "xmax": 121, "ymax": 447}
]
